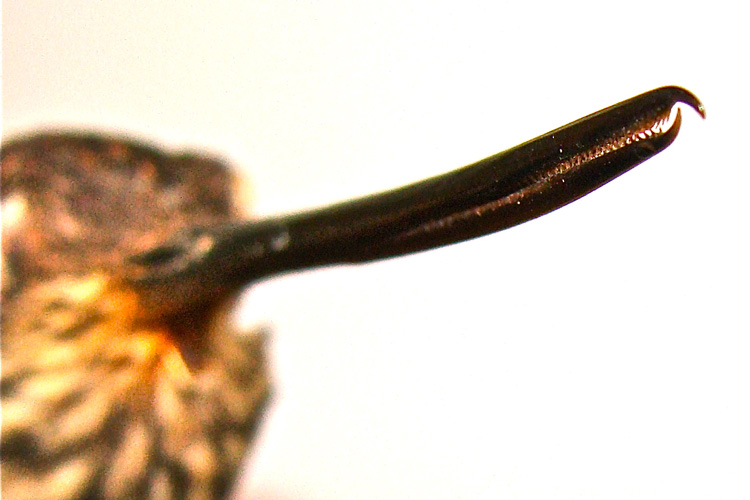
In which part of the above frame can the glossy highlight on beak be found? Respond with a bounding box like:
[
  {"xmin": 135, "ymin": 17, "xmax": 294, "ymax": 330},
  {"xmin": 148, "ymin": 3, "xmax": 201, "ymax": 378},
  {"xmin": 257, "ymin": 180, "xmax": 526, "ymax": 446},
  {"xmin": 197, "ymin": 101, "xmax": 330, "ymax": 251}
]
[{"xmin": 126, "ymin": 86, "xmax": 705, "ymax": 314}]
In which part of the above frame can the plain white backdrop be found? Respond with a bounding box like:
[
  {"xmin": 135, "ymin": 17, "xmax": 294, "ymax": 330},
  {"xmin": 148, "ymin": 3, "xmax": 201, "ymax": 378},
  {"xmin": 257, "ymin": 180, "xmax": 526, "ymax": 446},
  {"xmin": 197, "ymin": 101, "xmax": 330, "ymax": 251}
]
[{"xmin": 4, "ymin": 2, "xmax": 748, "ymax": 499}]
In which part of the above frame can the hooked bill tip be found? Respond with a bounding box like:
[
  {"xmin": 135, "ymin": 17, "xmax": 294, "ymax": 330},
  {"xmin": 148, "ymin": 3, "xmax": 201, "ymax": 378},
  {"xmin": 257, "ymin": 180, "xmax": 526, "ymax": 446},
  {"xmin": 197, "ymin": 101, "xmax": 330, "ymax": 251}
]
[{"xmin": 661, "ymin": 85, "xmax": 706, "ymax": 119}]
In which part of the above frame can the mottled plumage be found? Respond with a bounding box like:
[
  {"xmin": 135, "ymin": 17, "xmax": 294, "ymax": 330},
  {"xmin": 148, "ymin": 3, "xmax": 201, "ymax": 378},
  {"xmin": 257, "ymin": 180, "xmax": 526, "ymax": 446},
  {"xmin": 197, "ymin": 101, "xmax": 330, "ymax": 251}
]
[{"xmin": 1, "ymin": 134, "xmax": 270, "ymax": 500}]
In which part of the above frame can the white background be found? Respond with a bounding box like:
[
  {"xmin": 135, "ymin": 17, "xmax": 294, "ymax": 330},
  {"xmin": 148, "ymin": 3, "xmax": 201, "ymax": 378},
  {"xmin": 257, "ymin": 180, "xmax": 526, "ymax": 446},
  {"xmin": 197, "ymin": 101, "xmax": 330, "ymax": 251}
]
[{"xmin": 3, "ymin": 2, "xmax": 748, "ymax": 499}]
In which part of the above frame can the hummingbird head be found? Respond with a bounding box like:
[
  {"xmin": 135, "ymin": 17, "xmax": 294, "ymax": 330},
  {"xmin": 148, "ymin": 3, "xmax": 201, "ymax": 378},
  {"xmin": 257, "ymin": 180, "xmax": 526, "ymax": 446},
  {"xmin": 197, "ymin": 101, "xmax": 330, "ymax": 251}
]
[{"xmin": 1, "ymin": 133, "xmax": 271, "ymax": 500}]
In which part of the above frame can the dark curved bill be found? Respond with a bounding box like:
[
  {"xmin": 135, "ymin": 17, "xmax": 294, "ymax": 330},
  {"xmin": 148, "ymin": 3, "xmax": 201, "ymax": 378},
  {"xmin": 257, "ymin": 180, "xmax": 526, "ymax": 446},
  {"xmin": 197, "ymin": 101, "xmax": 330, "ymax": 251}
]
[{"xmin": 126, "ymin": 86, "xmax": 704, "ymax": 313}]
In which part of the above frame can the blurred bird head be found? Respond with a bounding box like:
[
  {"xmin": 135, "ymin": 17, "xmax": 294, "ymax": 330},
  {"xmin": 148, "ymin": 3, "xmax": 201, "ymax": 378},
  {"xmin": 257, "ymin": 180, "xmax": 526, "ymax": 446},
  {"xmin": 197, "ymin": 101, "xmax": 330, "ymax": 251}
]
[{"xmin": 1, "ymin": 134, "xmax": 270, "ymax": 500}]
